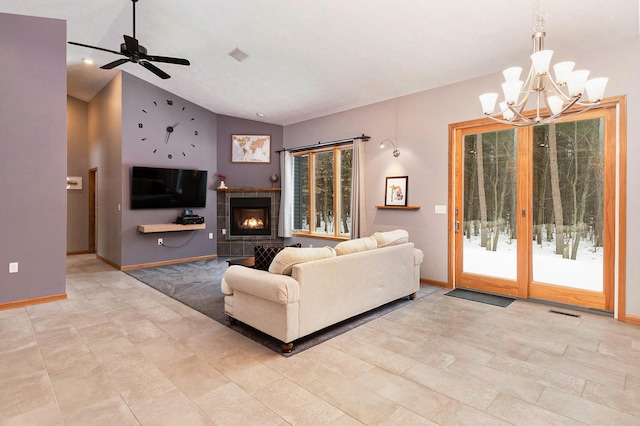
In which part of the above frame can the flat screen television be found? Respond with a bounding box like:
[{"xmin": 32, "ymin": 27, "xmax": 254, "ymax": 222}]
[{"xmin": 131, "ymin": 166, "xmax": 208, "ymax": 209}]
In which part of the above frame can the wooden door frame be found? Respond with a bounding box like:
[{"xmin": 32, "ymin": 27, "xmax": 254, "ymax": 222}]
[{"xmin": 448, "ymin": 95, "xmax": 627, "ymax": 319}]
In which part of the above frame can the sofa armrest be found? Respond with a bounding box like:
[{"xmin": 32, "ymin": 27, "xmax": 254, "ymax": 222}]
[
  {"xmin": 222, "ymin": 265, "xmax": 300, "ymax": 304},
  {"xmin": 414, "ymin": 248, "xmax": 424, "ymax": 266}
]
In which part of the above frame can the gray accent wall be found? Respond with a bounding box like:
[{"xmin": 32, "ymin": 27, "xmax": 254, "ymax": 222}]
[{"xmin": 0, "ymin": 13, "xmax": 67, "ymax": 303}]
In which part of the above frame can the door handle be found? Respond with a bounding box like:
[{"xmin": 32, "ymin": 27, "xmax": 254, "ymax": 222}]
[{"xmin": 455, "ymin": 220, "xmax": 460, "ymax": 233}]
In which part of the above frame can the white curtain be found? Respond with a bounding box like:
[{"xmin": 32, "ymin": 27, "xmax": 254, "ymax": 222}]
[
  {"xmin": 278, "ymin": 150, "xmax": 294, "ymax": 237},
  {"xmin": 350, "ymin": 138, "xmax": 367, "ymax": 238}
]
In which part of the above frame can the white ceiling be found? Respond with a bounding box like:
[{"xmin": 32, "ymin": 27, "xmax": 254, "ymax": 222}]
[{"xmin": 3, "ymin": 0, "xmax": 639, "ymax": 125}]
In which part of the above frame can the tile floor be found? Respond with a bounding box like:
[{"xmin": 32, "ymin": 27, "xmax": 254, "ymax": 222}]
[{"xmin": 1, "ymin": 254, "xmax": 640, "ymax": 425}]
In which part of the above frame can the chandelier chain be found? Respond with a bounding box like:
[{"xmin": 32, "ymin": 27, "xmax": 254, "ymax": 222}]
[{"xmin": 533, "ymin": 0, "xmax": 546, "ymax": 32}]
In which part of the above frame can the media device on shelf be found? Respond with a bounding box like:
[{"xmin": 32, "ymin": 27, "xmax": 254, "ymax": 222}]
[
  {"xmin": 176, "ymin": 209, "xmax": 204, "ymax": 225},
  {"xmin": 131, "ymin": 166, "xmax": 207, "ymax": 209}
]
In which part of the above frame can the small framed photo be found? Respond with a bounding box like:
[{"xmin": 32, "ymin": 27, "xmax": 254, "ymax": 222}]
[
  {"xmin": 66, "ymin": 176, "xmax": 83, "ymax": 190},
  {"xmin": 384, "ymin": 176, "xmax": 408, "ymax": 206},
  {"xmin": 231, "ymin": 134, "xmax": 271, "ymax": 163}
]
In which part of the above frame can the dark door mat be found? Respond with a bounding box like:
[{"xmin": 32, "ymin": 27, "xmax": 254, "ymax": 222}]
[{"xmin": 445, "ymin": 288, "xmax": 515, "ymax": 308}]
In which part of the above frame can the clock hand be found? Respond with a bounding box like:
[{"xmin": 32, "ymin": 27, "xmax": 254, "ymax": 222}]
[{"xmin": 164, "ymin": 123, "xmax": 179, "ymax": 144}]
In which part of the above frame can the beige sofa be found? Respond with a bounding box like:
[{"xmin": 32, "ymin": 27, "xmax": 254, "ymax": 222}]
[{"xmin": 221, "ymin": 230, "xmax": 424, "ymax": 352}]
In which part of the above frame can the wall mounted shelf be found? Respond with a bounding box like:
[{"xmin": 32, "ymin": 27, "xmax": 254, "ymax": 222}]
[
  {"xmin": 138, "ymin": 223, "xmax": 206, "ymax": 233},
  {"xmin": 375, "ymin": 205, "xmax": 421, "ymax": 210},
  {"xmin": 216, "ymin": 187, "xmax": 280, "ymax": 191}
]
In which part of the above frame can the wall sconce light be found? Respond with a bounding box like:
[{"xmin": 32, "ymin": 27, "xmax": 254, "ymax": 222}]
[{"xmin": 379, "ymin": 139, "xmax": 400, "ymax": 157}]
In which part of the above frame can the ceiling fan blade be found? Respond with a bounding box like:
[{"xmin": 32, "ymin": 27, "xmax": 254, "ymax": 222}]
[
  {"xmin": 68, "ymin": 41, "xmax": 122, "ymax": 56},
  {"xmin": 145, "ymin": 55, "xmax": 191, "ymax": 66},
  {"xmin": 139, "ymin": 60, "xmax": 171, "ymax": 79},
  {"xmin": 100, "ymin": 58, "xmax": 130, "ymax": 70},
  {"xmin": 123, "ymin": 35, "xmax": 139, "ymax": 52}
]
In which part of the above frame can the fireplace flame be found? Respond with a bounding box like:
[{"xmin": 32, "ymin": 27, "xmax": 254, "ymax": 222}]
[{"xmin": 241, "ymin": 217, "xmax": 264, "ymax": 229}]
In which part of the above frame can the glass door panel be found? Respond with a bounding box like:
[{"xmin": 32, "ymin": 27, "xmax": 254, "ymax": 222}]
[
  {"xmin": 462, "ymin": 129, "xmax": 518, "ymax": 280},
  {"xmin": 531, "ymin": 119, "xmax": 604, "ymax": 292}
]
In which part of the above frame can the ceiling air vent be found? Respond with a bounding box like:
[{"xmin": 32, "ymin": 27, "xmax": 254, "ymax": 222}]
[{"xmin": 228, "ymin": 48, "xmax": 249, "ymax": 62}]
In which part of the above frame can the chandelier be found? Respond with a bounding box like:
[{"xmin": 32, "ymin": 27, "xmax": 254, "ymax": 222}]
[{"xmin": 479, "ymin": 6, "xmax": 608, "ymax": 127}]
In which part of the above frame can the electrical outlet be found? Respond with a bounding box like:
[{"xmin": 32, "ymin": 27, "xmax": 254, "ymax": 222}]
[
  {"xmin": 208, "ymin": 233, "xmax": 213, "ymax": 239},
  {"xmin": 157, "ymin": 238, "xmax": 163, "ymax": 246},
  {"xmin": 435, "ymin": 205, "xmax": 447, "ymax": 214},
  {"xmin": 222, "ymin": 229, "xmax": 226, "ymax": 235},
  {"xmin": 9, "ymin": 262, "xmax": 18, "ymax": 273}
]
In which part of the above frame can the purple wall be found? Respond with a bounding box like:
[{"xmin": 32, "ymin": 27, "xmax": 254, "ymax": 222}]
[
  {"xmin": 216, "ymin": 115, "xmax": 283, "ymax": 189},
  {"xmin": 67, "ymin": 96, "xmax": 89, "ymax": 253},
  {"xmin": 88, "ymin": 74, "xmax": 123, "ymax": 266},
  {"xmin": 120, "ymin": 73, "xmax": 219, "ymax": 267},
  {"xmin": 0, "ymin": 13, "xmax": 67, "ymax": 302}
]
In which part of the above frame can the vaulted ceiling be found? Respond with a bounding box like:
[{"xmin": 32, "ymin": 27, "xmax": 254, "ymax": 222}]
[{"xmin": 4, "ymin": 0, "xmax": 639, "ymax": 125}]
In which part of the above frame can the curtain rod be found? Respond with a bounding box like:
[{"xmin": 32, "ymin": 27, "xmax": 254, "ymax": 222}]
[{"xmin": 277, "ymin": 134, "xmax": 370, "ymax": 153}]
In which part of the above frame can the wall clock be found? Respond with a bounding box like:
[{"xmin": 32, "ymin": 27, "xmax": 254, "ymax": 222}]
[{"xmin": 137, "ymin": 99, "xmax": 199, "ymax": 159}]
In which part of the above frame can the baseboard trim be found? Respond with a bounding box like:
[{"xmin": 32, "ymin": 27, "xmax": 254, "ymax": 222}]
[
  {"xmin": 96, "ymin": 255, "xmax": 121, "ymax": 270},
  {"xmin": 623, "ymin": 314, "xmax": 640, "ymax": 325},
  {"xmin": 421, "ymin": 278, "xmax": 451, "ymax": 288},
  {"xmin": 121, "ymin": 254, "xmax": 219, "ymax": 271},
  {"xmin": 67, "ymin": 250, "xmax": 91, "ymax": 255},
  {"xmin": 0, "ymin": 293, "xmax": 67, "ymax": 311}
]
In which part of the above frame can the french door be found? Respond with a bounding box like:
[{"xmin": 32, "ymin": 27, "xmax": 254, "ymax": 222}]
[{"xmin": 451, "ymin": 105, "xmax": 622, "ymax": 312}]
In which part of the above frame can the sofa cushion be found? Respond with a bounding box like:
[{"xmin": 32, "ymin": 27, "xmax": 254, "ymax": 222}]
[
  {"xmin": 334, "ymin": 236, "xmax": 378, "ymax": 256},
  {"xmin": 254, "ymin": 244, "xmax": 301, "ymax": 271},
  {"xmin": 371, "ymin": 229, "xmax": 409, "ymax": 248},
  {"xmin": 269, "ymin": 246, "xmax": 336, "ymax": 275}
]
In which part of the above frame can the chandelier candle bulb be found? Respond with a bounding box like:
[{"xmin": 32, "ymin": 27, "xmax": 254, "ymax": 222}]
[
  {"xmin": 547, "ymin": 96, "xmax": 564, "ymax": 115},
  {"xmin": 531, "ymin": 50, "xmax": 554, "ymax": 74},
  {"xmin": 479, "ymin": 93, "xmax": 499, "ymax": 114},
  {"xmin": 499, "ymin": 101, "xmax": 515, "ymax": 120},
  {"xmin": 503, "ymin": 67, "xmax": 523, "ymax": 82},
  {"xmin": 502, "ymin": 81, "xmax": 524, "ymax": 104},
  {"xmin": 553, "ymin": 61, "xmax": 575, "ymax": 85},
  {"xmin": 585, "ymin": 78, "xmax": 608, "ymax": 102},
  {"xmin": 567, "ymin": 70, "xmax": 590, "ymax": 97}
]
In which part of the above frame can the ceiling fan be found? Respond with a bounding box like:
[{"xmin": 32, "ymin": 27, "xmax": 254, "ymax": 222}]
[{"xmin": 68, "ymin": 0, "xmax": 190, "ymax": 79}]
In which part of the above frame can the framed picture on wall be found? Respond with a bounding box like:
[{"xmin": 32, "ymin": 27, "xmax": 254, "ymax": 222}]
[
  {"xmin": 66, "ymin": 176, "xmax": 83, "ymax": 190},
  {"xmin": 384, "ymin": 176, "xmax": 408, "ymax": 206},
  {"xmin": 231, "ymin": 134, "xmax": 271, "ymax": 163}
]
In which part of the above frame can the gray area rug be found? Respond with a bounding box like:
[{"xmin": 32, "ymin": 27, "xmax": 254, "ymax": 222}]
[
  {"xmin": 445, "ymin": 288, "xmax": 515, "ymax": 307},
  {"xmin": 126, "ymin": 258, "xmax": 440, "ymax": 356}
]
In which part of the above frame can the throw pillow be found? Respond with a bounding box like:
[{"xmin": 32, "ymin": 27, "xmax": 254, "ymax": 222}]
[
  {"xmin": 269, "ymin": 246, "xmax": 336, "ymax": 275},
  {"xmin": 334, "ymin": 236, "xmax": 378, "ymax": 256},
  {"xmin": 371, "ymin": 229, "xmax": 409, "ymax": 248},
  {"xmin": 253, "ymin": 244, "xmax": 301, "ymax": 271}
]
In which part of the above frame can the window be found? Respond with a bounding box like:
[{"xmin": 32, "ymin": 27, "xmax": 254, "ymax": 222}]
[{"xmin": 293, "ymin": 145, "xmax": 353, "ymax": 238}]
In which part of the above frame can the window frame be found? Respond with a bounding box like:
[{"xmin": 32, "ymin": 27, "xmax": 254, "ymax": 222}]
[{"xmin": 292, "ymin": 144, "xmax": 353, "ymax": 240}]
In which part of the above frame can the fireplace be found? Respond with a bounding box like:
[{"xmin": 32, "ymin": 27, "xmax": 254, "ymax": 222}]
[{"xmin": 230, "ymin": 197, "xmax": 271, "ymax": 236}]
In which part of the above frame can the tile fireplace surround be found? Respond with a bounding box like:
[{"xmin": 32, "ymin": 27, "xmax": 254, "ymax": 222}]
[{"xmin": 216, "ymin": 188, "xmax": 283, "ymax": 257}]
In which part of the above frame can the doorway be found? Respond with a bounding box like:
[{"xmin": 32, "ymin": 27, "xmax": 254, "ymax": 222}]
[
  {"xmin": 88, "ymin": 168, "xmax": 97, "ymax": 254},
  {"xmin": 449, "ymin": 99, "xmax": 626, "ymax": 312}
]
